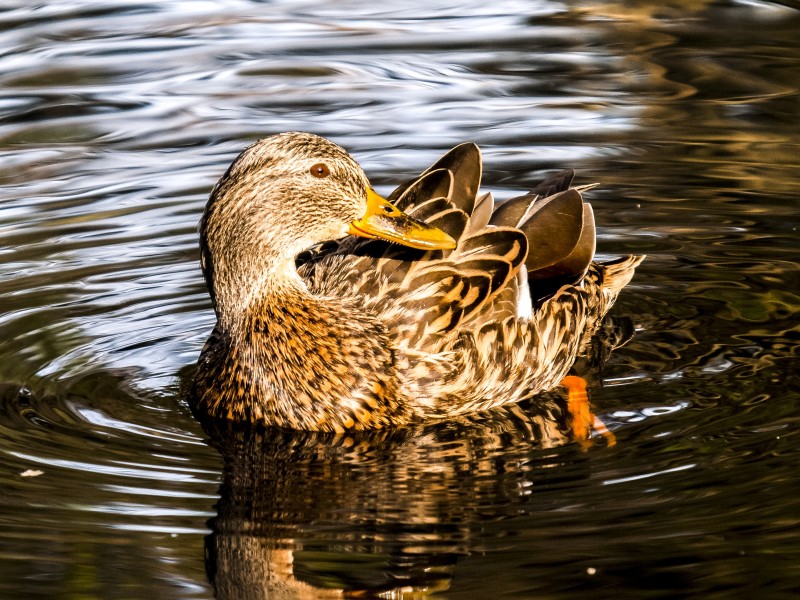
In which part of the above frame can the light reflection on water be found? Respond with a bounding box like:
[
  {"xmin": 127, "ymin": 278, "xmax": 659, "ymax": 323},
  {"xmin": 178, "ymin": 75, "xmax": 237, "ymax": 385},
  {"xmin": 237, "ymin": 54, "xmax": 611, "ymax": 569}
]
[{"xmin": 0, "ymin": 1, "xmax": 798, "ymax": 598}]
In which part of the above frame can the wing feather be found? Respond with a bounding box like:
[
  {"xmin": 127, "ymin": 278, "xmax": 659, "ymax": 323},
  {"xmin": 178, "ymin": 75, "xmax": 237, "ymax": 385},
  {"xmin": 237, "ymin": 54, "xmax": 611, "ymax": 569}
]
[{"xmin": 298, "ymin": 144, "xmax": 638, "ymax": 367}]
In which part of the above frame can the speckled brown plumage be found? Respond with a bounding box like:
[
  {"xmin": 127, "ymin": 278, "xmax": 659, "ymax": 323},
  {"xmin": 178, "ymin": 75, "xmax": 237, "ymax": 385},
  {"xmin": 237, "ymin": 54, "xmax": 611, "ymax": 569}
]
[{"xmin": 190, "ymin": 132, "xmax": 644, "ymax": 431}]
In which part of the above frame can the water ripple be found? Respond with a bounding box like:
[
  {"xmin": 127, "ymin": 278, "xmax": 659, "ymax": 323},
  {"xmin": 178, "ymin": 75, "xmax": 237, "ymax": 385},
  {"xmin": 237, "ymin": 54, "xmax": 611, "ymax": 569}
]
[{"xmin": 0, "ymin": 1, "xmax": 798, "ymax": 597}]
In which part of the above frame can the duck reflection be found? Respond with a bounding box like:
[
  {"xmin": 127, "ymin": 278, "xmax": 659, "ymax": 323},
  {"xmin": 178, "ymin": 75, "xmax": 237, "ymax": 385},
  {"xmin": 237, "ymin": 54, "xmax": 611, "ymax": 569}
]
[
  {"xmin": 204, "ymin": 405, "xmax": 570, "ymax": 598},
  {"xmin": 198, "ymin": 316, "xmax": 632, "ymax": 599}
]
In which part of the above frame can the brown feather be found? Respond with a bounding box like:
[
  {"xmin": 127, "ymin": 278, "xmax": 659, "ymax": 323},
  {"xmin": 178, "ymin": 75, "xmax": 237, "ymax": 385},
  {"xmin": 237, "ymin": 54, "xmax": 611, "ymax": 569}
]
[{"xmin": 192, "ymin": 133, "xmax": 644, "ymax": 431}]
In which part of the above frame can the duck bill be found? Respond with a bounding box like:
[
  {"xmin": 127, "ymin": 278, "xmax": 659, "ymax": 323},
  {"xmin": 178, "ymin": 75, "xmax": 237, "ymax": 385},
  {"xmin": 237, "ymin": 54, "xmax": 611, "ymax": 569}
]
[{"xmin": 348, "ymin": 188, "xmax": 456, "ymax": 250}]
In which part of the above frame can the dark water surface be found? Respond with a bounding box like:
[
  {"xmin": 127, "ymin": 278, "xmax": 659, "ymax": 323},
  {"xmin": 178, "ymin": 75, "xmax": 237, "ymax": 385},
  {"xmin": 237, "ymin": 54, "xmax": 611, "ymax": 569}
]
[{"xmin": 1, "ymin": 1, "xmax": 798, "ymax": 598}]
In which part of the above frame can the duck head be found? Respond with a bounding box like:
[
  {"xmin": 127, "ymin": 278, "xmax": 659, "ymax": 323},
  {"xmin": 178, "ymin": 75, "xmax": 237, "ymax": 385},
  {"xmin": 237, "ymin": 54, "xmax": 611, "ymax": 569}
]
[{"xmin": 200, "ymin": 132, "xmax": 455, "ymax": 322}]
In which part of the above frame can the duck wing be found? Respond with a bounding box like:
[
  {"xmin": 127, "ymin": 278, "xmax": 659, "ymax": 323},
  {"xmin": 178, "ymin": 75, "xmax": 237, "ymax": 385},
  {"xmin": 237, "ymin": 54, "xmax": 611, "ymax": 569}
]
[
  {"xmin": 298, "ymin": 144, "xmax": 524, "ymax": 350},
  {"xmin": 297, "ymin": 145, "xmax": 635, "ymax": 359}
]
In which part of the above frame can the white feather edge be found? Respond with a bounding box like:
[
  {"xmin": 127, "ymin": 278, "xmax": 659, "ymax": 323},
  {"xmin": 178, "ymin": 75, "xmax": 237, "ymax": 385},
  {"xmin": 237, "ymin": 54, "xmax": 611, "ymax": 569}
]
[{"xmin": 516, "ymin": 264, "xmax": 532, "ymax": 320}]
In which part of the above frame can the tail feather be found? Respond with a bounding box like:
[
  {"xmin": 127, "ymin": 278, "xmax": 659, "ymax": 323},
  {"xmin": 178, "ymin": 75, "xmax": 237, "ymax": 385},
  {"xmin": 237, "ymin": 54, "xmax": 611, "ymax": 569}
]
[
  {"xmin": 391, "ymin": 143, "xmax": 482, "ymax": 215},
  {"xmin": 598, "ymin": 255, "xmax": 646, "ymax": 300}
]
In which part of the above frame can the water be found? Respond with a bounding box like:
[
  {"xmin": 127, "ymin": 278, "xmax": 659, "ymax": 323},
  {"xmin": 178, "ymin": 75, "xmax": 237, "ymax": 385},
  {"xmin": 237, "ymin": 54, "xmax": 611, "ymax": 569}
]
[{"xmin": 1, "ymin": 1, "xmax": 798, "ymax": 598}]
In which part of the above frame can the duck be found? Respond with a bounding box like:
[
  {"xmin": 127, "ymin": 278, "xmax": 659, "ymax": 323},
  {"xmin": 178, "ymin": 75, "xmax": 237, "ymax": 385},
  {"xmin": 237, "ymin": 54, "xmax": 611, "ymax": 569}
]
[{"xmin": 190, "ymin": 132, "xmax": 643, "ymax": 432}]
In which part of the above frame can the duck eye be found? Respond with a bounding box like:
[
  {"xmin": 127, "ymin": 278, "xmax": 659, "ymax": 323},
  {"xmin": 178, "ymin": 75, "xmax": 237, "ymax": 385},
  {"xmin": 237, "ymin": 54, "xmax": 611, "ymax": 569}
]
[{"xmin": 310, "ymin": 163, "xmax": 330, "ymax": 178}]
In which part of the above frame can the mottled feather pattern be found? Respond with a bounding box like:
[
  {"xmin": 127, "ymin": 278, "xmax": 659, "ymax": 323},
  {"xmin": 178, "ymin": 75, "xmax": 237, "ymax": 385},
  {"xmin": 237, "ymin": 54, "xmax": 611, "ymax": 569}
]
[
  {"xmin": 193, "ymin": 299, "xmax": 412, "ymax": 432},
  {"xmin": 192, "ymin": 133, "xmax": 643, "ymax": 430},
  {"xmin": 296, "ymin": 160, "xmax": 639, "ymax": 420}
]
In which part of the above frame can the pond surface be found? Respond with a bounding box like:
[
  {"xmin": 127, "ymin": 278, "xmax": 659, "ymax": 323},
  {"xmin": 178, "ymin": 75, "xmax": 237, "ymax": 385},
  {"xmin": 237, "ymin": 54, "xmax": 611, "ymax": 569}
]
[{"xmin": 1, "ymin": 1, "xmax": 798, "ymax": 598}]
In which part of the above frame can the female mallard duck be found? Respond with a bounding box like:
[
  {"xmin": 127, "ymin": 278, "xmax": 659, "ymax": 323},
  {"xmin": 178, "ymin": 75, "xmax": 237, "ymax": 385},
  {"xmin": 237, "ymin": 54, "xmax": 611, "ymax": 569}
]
[{"xmin": 191, "ymin": 132, "xmax": 643, "ymax": 432}]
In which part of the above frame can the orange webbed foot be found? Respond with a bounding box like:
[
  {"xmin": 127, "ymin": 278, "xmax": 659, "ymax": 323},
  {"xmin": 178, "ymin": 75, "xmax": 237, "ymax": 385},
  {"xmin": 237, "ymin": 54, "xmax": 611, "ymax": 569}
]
[{"xmin": 560, "ymin": 375, "xmax": 616, "ymax": 448}]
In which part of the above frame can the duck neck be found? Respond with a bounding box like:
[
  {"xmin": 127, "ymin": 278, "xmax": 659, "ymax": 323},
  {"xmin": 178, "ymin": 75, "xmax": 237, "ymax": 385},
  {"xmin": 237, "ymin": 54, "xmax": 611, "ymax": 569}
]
[
  {"xmin": 214, "ymin": 253, "xmax": 309, "ymax": 333},
  {"xmin": 197, "ymin": 257, "xmax": 409, "ymax": 430}
]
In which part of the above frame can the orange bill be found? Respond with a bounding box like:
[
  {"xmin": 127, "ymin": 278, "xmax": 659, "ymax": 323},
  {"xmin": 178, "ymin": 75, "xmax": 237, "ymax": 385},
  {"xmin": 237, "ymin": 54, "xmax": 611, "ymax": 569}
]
[{"xmin": 349, "ymin": 188, "xmax": 456, "ymax": 250}]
